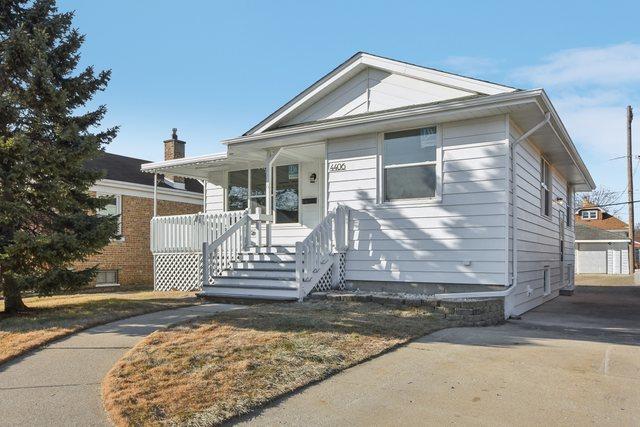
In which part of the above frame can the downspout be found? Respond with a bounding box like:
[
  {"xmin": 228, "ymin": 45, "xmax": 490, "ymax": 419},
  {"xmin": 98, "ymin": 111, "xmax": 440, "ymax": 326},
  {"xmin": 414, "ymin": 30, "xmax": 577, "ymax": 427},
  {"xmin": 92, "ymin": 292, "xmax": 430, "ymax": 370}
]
[{"xmin": 435, "ymin": 112, "xmax": 551, "ymax": 317}]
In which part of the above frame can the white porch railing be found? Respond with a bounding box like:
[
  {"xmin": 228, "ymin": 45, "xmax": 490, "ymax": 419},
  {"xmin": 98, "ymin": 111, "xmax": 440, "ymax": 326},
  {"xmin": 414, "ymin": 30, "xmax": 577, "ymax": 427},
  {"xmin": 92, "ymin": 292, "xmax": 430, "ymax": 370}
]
[
  {"xmin": 296, "ymin": 205, "xmax": 350, "ymax": 300},
  {"xmin": 150, "ymin": 211, "xmax": 246, "ymax": 253},
  {"xmin": 201, "ymin": 209, "xmax": 273, "ymax": 287}
]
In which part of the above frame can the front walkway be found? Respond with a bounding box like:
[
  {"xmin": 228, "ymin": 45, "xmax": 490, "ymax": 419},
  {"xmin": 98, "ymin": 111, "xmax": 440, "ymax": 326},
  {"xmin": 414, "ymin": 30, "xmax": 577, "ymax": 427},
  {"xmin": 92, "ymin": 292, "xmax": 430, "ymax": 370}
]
[
  {"xmin": 238, "ymin": 281, "xmax": 640, "ymax": 426},
  {"xmin": 0, "ymin": 303, "xmax": 239, "ymax": 427}
]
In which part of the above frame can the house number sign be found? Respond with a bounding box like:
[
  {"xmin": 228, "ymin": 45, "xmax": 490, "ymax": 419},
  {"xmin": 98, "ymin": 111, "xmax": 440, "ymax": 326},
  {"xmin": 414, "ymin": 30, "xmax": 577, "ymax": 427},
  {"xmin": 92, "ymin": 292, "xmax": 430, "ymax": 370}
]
[{"xmin": 328, "ymin": 162, "xmax": 347, "ymax": 172}]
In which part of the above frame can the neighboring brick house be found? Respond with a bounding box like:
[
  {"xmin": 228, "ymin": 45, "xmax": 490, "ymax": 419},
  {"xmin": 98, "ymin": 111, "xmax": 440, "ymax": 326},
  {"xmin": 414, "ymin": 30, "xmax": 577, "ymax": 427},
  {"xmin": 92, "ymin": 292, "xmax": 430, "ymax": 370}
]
[
  {"xmin": 75, "ymin": 131, "xmax": 203, "ymax": 287},
  {"xmin": 574, "ymin": 200, "xmax": 631, "ymax": 275}
]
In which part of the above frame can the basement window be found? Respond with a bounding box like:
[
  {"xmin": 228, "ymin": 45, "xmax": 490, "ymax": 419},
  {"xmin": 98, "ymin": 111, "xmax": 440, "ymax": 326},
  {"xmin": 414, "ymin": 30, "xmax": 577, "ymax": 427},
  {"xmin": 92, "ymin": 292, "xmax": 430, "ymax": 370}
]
[
  {"xmin": 96, "ymin": 269, "xmax": 119, "ymax": 287},
  {"xmin": 383, "ymin": 126, "xmax": 438, "ymax": 201},
  {"xmin": 543, "ymin": 266, "xmax": 551, "ymax": 296}
]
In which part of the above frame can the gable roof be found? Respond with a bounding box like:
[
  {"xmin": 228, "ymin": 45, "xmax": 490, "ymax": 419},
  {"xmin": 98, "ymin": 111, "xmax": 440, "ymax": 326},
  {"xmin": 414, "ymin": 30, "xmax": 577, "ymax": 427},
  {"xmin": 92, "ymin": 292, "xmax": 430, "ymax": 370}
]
[
  {"xmin": 245, "ymin": 52, "xmax": 517, "ymax": 136},
  {"xmin": 575, "ymin": 223, "xmax": 628, "ymax": 241},
  {"xmin": 86, "ymin": 152, "xmax": 203, "ymax": 193}
]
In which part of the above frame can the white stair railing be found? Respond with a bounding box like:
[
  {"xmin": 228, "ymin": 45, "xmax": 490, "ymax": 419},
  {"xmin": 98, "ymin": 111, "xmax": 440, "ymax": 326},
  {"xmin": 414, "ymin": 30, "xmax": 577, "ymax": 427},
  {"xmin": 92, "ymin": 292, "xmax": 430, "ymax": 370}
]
[
  {"xmin": 295, "ymin": 205, "xmax": 350, "ymax": 300},
  {"xmin": 202, "ymin": 209, "xmax": 273, "ymax": 287}
]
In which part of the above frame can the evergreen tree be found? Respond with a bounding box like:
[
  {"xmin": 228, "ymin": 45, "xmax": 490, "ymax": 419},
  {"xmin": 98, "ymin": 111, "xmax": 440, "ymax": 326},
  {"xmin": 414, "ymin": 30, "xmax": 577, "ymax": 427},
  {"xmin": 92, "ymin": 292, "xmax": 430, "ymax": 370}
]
[{"xmin": 0, "ymin": 0, "xmax": 118, "ymax": 314}]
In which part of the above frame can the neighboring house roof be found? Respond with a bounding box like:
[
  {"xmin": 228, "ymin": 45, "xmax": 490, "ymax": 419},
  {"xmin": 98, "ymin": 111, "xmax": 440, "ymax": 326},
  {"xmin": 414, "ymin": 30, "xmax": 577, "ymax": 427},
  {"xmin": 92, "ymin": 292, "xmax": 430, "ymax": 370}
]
[
  {"xmin": 574, "ymin": 210, "xmax": 628, "ymax": 231},
  {"xmin": 575, "ymin": 223, "xmax": 628, "ymax": 241},
  {"xmin": 86, "ymin": 152, "xmax": 203, "ymax": 193}
]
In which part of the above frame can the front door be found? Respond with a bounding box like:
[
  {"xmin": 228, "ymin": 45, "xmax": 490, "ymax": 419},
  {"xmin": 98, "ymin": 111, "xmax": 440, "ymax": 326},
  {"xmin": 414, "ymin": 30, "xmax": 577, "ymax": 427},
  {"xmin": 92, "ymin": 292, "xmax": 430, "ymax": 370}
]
[{"xmin": 300, "ymin": 161, "xmax": 322, "ymax": 228}]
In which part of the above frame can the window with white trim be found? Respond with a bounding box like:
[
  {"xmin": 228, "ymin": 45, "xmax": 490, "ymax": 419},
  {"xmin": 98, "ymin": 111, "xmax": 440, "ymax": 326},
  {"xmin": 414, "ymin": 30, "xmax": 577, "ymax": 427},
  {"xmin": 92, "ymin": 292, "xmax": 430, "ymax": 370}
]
[
  {"xmin": 581, "ymin": 210, "xmax": 597, "ymax": 220},
  {"xmin": 383, "ymin": 126, "xmax": 438, "ymax": 201},
  {"xmin": 543, "ymin": 266, "xmax": 551, "ymax": 295},
  {"xmin": 540, "ymin": 158, "xmax": 551, "ymax": 217},
  {"xmin": 96, "ymin": 194, "xmax": 122, "ymax": 235}
]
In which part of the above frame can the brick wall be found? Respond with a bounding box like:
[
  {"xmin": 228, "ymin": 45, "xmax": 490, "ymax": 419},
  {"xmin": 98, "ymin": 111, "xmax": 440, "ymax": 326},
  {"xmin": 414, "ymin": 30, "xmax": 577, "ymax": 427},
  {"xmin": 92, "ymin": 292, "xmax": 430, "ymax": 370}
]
[{"xmin": 74, "ymin": 194, "xmax": 201, "ymax": 287}]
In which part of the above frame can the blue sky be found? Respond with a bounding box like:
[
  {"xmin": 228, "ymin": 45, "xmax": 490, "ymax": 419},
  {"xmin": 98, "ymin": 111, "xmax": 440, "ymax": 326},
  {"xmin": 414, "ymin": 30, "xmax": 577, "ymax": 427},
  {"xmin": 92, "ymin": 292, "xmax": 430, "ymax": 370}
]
[{"xmin": 61, "ymin": 0, "xmax": 640, "ymax": 217}]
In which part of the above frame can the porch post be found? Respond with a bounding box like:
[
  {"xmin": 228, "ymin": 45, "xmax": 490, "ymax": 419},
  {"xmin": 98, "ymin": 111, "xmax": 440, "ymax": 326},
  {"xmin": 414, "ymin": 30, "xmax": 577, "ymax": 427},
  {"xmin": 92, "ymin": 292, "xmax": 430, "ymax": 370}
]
[
  {"xmin": 153, "ymin": 173, "xmax": 158, "ymax": 217},
  {"xmin": 265, "ymin": 151, "xmax": 272, "ymax": 249}
]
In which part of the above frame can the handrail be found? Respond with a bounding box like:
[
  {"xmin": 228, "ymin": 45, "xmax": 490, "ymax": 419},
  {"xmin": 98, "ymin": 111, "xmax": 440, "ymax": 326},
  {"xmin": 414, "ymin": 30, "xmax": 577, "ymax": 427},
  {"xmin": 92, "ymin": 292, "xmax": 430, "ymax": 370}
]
[
  {"xmin": 295, "ymin": 205, "xmax": 350, "ymax": 299},
  {"xmin": 202, "ymin": 212, "xmax": 251, "ymax": 286}
]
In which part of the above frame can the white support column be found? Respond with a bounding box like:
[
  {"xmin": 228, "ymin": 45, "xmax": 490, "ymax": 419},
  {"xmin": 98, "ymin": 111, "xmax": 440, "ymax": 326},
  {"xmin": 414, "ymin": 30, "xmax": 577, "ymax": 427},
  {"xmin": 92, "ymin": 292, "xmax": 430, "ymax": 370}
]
[
  {"xmin": 201, "ymin": 179, "xmax": 207, "ymax": 213},
  {"xmin": 265, "ymin": 147, "xmax": 284, "ymax": 250},
  {"xmin": 153, "ymin": 173, "xmax": 158, "ymax": 217}
]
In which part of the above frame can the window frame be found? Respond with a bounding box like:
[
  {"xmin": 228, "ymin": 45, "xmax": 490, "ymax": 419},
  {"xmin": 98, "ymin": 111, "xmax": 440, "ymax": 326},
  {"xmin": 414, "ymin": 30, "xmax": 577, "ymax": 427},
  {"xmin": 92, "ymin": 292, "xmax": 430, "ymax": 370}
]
[
  {"xmin": 581, "ymin": 210, "xmax": 597, "ymax": 220},
  {"xmin": 378, "ymin": 124, "xmax": 443, "ymax": 206},
  {"xmin": 95, "ymin": 269, "xmax": 119, "ymax": 287},
  {"xmin": 225, "ymin": 165, "xmax": 301, "ymax": 224},
  {"xmin": 96, "ymin": 193, "xmax": 122, "ymax": 238},
  {"xmin": 540, "ymin": 157, "xmax": 552, "ymax": 218}
]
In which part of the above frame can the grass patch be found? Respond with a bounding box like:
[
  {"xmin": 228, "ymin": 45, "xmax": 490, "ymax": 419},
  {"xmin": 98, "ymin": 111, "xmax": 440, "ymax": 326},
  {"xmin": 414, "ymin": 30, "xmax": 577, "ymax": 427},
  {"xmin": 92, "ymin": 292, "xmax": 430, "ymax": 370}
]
[
  {"xmin": 0, "ymin": 291, "xmax": 198, "ymax": 365},
  {"xmin": 102, "ymin": 300, "xmax": 444, "ymax": 426}
]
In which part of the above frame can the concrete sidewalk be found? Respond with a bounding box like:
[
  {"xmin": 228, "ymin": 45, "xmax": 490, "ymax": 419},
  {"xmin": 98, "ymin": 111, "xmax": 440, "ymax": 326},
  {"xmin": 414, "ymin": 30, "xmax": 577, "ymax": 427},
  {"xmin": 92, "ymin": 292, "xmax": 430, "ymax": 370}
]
[
  {"xmin": 238, "ymin": 283, "xmax": 640, "ymax": 426},
  {"xmin": 0, "ymin": 303, "xmax": 239, "ymax": 427}
]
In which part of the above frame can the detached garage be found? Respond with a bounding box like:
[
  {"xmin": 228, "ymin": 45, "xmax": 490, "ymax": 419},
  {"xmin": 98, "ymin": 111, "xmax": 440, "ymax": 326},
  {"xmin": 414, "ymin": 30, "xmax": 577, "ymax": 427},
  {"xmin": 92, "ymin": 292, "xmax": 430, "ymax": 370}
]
[{"xmin": 575, "ymin": 224, "xmax": 630, "ymax": 275}]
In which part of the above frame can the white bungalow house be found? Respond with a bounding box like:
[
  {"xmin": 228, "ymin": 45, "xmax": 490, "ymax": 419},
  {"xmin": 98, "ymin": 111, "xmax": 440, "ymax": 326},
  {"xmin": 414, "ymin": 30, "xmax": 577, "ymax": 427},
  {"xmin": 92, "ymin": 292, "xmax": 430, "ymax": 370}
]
[{"xmin": 142, "ymin": 52, "xmax": 594, "ymax": 317}]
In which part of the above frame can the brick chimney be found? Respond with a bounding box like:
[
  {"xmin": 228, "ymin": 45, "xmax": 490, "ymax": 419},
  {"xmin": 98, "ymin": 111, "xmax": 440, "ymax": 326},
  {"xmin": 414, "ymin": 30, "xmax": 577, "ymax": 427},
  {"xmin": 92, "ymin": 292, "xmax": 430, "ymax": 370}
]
[{"xmin": 163, "ymin": 128, "xmax": 185, "ymax": 185}]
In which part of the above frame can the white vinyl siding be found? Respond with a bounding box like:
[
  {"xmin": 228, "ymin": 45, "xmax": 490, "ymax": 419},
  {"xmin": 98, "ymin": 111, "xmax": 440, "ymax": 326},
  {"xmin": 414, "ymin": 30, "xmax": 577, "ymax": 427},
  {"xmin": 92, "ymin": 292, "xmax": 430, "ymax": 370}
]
[
  {"xmin": 205, "ymin": 171, "xmax": 224, "ymax": 213},
  {"xmin": 283, "ymin": 68, "xmax": 475, "ymax": 127},
  {"xmin": 509, "ymin": 121, "xmax": 575, "ymax": 315},
  {"xmin": 327, "ymin": 115, "xmax": 508, "ymax": 285}
]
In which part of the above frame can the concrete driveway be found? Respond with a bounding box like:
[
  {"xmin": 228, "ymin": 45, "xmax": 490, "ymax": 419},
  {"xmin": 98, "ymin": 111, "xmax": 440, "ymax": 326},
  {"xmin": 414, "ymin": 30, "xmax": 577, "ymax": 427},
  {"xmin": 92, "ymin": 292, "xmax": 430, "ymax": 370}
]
[{"xmin": 239, "ymin": 280, "xmax": 640, "ymax": 426}]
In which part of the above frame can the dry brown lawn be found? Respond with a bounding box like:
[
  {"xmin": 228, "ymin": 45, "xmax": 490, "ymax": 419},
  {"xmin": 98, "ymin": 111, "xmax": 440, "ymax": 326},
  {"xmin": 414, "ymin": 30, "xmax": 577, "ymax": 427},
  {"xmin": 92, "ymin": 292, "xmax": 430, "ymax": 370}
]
[
  {"xmin": 0, "ymin": 290, "xmax": 198, "ymax": 365},
  {"xmin": 103, "ymin": 300, "xmax": 444, "ymax": 426}
]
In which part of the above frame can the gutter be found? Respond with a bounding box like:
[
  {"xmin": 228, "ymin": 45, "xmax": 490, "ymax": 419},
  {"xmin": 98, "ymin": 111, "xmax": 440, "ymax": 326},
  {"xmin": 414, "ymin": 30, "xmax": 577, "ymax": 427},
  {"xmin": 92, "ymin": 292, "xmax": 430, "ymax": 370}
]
[
  {"xmin": 435, "ymin": 112, "xmax": 552, "ymax": 318},
  {"xmin": 223, "ymin": 90, "xmax": 545, "ymax": 145}
]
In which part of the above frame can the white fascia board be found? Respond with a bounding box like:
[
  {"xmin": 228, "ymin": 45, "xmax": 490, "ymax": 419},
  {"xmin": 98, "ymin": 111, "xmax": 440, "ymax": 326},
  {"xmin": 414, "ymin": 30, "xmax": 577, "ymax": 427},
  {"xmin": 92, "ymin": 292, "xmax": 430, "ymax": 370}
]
[
  {"xmin": 575, "ymin": 239, "xmax": 631, "ymax": 243},
  {"xmin": 140, "ymin": 152, "xmax": 228, "ymax": 174},
  {"xmin": 225, "ymin": 90, "xmax": 543, "ymax": 146},
  {"xmin": 359, "ymin": 54, "xmax": 515, "ymax": 95},
  {"xmin": 536, "ymin": 90, "xmax": 596, "ymax": 191},
  {"xmin": 248, "ymin": 55, "xmax": 366, "ymax": 135},
  {"xmin": 91, "ymin": 179, "xmax": 203, "ymax": 205}
]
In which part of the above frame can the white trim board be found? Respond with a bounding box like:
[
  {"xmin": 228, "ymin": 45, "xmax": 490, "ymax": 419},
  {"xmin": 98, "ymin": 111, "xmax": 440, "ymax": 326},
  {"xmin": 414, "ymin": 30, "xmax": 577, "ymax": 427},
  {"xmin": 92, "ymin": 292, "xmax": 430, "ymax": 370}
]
[{"xmin": 91, "ymin": 179, "xmax": 203, "ymax": 205}]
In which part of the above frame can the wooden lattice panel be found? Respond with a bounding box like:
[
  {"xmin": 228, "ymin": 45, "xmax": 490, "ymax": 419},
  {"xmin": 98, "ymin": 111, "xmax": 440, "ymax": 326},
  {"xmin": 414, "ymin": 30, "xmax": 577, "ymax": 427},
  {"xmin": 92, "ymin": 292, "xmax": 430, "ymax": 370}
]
[
  {"xmin": 154, "ymin": 253, "xmax": 202, "ymax": 291},
  {"xmin": 312, "ymin": 252, "xmax": 346, "ymax": 292}
]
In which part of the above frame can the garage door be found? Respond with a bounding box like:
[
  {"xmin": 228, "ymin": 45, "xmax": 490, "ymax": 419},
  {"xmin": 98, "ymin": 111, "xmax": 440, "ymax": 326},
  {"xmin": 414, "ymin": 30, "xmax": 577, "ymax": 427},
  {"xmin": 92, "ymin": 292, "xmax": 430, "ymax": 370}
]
[
  {"xmin": 607, "ymin": 244, "xmax": 629, "ymax": 274},
  {"xmin": 577, "ymin": 243, "xmax": 629, "ymax": 274},
  {"xmin": 576, "ymin": 243, "xmax": 608, "ymax": 274}
]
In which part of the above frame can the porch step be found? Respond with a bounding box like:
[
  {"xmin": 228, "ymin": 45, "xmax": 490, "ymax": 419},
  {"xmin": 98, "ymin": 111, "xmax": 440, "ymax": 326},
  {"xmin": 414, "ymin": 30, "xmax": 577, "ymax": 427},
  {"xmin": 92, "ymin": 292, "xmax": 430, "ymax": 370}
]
[
  {"xmin": 244, "ymin": 245, "xmax": 295, "ymax": 254},
  {"xmin": 230, "ymin": 260, "xmax": 295, "ymax": 270},
  {"xmin": 212, "ymin": 276, "xmax": 298, "ymax": 288},
  {"xmin": 200, "ymin": 284, "xmax": 298, "ymax": 300},
  {"xmin": 220, "ymin": 269, "xmax": 296, "ymax": 279},
  {"xmin": 238, "ymin": 253, "xmax": 296, "ymax": 262}
]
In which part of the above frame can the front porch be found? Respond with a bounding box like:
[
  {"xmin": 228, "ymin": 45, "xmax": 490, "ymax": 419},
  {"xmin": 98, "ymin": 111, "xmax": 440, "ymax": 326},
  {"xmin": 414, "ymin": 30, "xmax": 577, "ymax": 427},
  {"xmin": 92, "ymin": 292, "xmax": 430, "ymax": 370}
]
[{"xmin": 143, "ymin": 140, "xmax": 349, "ymax": 300}]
